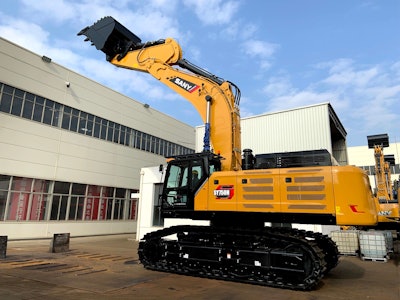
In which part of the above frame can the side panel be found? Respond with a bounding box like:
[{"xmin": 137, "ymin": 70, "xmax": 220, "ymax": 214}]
[
  {"xmin": 202, "ymin": 171, "xmax": 238, "ymax": 211},
  {"xmin": 279, "ymin": 167, "xmax": 336, "ymax": 215},
  {"xmin": 236, "ymin": 170, "xmax": 281, "ymax": 212},
  {"xmin": 333, "ymin": 166, "xmax": 378, "ymax": 226}
]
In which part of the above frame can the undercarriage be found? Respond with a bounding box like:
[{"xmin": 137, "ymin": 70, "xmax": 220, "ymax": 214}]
[{"xmin": 138, "ymin": 225, "xmax": 338, "ymax": 290}]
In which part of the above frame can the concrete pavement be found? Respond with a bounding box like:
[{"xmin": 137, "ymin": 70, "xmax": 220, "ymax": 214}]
[{"xmin": 0, "ymin": 234, "xmax": 399, "ymax": 300}]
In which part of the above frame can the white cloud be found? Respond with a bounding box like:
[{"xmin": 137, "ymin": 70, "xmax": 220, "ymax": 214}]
[
  {"xmin": 320, "ymin": 59, "xmax": 380, "ymax": 87},
  {"xmin": 390, "ymin": 61, "xmax": 400, "ymax": 76},
  {"xmin": 222, "ymin": 21, "xmax": 258, "ymax": 40},
  {"xmin": 146, "ymin": 0, "xmax": 179, "ymax": 13},
  {"xmin": 260, "ymin": 58, "xmax": 400, "ymax": 145},
  {"xmin": 243, "ymin": 39, "xmax": 278, "ymax": 58},
  {"xmin": 124, "ymin": 11, "xmax": 182, "ymax": 41},
  {"xmin": 317, "ymin": 58, "xmax": 353, "ymax": 74},
  {"xmin": 267, "ymin": 90, "xmax": 336, "ymax": 113},
  {"xmin": 241, "ymin": 39, "xmax": 279, "ymax": 71},
  {"xmin": 20, "ymin": 0, "xmax": 77, "ymax": 23},
  {"xmin": 262, "ymin": 76, "xmax": 294, "ymax": 98},
  {"xmin": 18, "ymin": 1, "xmax": 184, "ymax": 42},
  {"xmin": 0, "ymin": 13, "xmax": 86, "ymax": 73},
  {"xmin": 78, "ymin": 59, "xmax": 182, "ymax": 103},
  {"xmin": 0, "ymin": 17, "xmax": 49, "ymax": 54},
  {"xmin": 184, "ymin": 0, "xmax": 240, "ymax": 25}
]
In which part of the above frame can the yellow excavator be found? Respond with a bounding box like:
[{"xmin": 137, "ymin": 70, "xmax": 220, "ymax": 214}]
[
  {"xmin": 79, "ymin": 17, "xmax": 378, "ymax": 290},
  {"xmin": 367, "ymin": 134, "xmax": 400, "ymax": 228}
]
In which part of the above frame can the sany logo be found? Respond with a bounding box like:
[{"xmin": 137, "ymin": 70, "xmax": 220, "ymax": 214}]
[
  {"xmin": 170, "ymin": 77, "xmax": 200, "ymax": 93},
  {"xmin": 378, "ymin": 210, "xmax": 392, "ymax": 216},
  {"xmin": 214, "ymin": 185, "xmax": 234, "ymax": 199}
]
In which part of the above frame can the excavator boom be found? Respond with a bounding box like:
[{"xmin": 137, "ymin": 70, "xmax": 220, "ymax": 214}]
[{"xmin": 79, "ymin": 16, "xmax": 242, "ymax": 171}]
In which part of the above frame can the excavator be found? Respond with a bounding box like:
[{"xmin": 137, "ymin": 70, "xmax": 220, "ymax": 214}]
[
  {"xmin": 367, "ymin": 134, "xmax": 400, "ymax": 228},
  {"xmin": 78, "ymin": 17, "xmax": 378, "ymax": 290}
]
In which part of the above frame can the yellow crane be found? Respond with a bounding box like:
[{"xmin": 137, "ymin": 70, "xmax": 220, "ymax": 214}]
[
  {"xmin": 367, "ymin": 134, "xmax": 400, "ymax": 227},
  {"xmin": 79, "ymin": 17, "xmax": 378, "ymax": 290}
]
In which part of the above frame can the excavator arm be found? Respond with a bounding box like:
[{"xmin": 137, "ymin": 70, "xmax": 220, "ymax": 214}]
[
  {"xmin": 367, "ymin": 134, "xmax": 392, "ymax": 202},
  {"xmin": 78, "ymin": 16, "xmax": 241, "ymax": 171}
]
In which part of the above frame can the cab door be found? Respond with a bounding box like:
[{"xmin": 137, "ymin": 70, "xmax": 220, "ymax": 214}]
[{"xmin": 162, "ymin": 158, "xmax": 207, "ymax": 214}]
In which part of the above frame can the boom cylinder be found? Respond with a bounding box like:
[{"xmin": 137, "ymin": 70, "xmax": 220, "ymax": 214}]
[{"xmin": 203, "ymin": 95, "xmax": 212, "ymax": 152}]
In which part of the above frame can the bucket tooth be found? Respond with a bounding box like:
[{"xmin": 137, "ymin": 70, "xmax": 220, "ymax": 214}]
[{"xmin": 78, "ymin": 16, "xmax": 142, "ymax": 61}]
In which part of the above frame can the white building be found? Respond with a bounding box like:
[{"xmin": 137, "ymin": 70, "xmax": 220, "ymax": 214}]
[
  {"xmin": 197, "ymin": 102, "xmax": 348, "ymax": 164},
  {"xmin": 0, "ymin": 38, "xmax": 195, "ymax": 239},
  {"xmin": 348, "ymin": 141, "xmax": 400, "ymax": 191}
]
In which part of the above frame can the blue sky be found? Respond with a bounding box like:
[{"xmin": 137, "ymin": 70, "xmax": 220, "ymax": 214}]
[{"xmin": 0, "ymin": 0, "xmax": 399, "ymax": 146}]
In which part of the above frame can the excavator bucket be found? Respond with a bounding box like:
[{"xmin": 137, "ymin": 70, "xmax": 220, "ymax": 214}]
[
  {"xmin": 367, "ymin": 133, "xmax": 389, "ymax": 149},
  {"xmin": 78, "ymin": 16, "xmax": 142, "ymax": 61}
]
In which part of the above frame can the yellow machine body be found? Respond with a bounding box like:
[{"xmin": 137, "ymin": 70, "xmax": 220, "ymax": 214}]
[{"xmin": 195, "ymin": 165, "xmax": 377, "ymax": 226}]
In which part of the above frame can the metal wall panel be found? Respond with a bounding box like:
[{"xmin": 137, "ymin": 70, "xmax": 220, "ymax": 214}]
[
  {"xmin": 196, "ymin": 103, "xmax": 348, "ymax": 163},
  {"xmin": 240, "ymin": 104, "xmax": 332, "ymax": 155}
]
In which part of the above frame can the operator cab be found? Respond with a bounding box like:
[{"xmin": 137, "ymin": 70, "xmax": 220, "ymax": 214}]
[{"xmin": 161, "ymin": 152, "xmax": 221, "ymax": 217}]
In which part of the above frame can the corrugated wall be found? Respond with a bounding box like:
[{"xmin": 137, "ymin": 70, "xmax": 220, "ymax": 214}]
[
  {"xmin": 196, "ymin": 103, "xmax": 349, "ymax": 163},
  {"xmin": 240, "ymin": 104, "xmax": 332, "ymax": 155}
]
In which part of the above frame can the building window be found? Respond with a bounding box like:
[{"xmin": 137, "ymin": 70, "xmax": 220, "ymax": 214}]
[
  {"xmin": 6, "ymin": 177, "xmax": 32, "ymax": 221},
  {"xmin": 152, "ymin": 183, "xmax": 164, "ymax": 226},
  {"xmin": 120, "ymin": 125, "xmax": 126, "ymax": 145},
  {"xmin": 0, "ymin": 175, "xmax": 138, "ymax": 222},
  {"xmin": 43, "ymin": 99, "xmax": 55, "ymax": 125},
  {"xmin": 93, "ymin": 116, "xmax": 101, "ymax": 138},
  {"xmin": 11, "ymin": 88, "xmax": 24, "ymax": 117},
  {"xmin": 0, "ymin": 175, "xmax": 11, "ymax": 221},
  {"xmin": 0, "ymin": 84, "xmax": 13, "ymax": 113},
  {"xmin": 86, "ymin": 185, "xmax": 101, "ymax": 220},
  {"xmin": 22, "ymin": 92, "xmax": 35, "ymax": 119},
  {"xmin": 113, "ymin": 123, "xmax": 120, "ymax": 144},
  {"xmin": 30, "ymin": 179, "xmax": 50, "ymax": 221},
  {"xmin": 134, "ymin": 131, "xmax": 141, "ymax": 149},
  {"xmin": 107, "ymin": 121, "xmax": 114, "ymax": 142},
  {"xmin": 113, "ymin": 188, "xmax": 125, "ymax": 220},
  {"xmin": 127, "ymin": 199, "xmax": 137, "ymax": 220},
  {"xmin": 33, "ymin": 96, "xmax": 44, "ymax": 122},
  {"xmin": 52, "ymin": 103, "xmax": 62, "ymax": 127},
  {"xmin": 70, "ymin": 108, "xmax": 79, "ymax": 132},
  {"xmin": 61, "ymin": 106, "xmax": 71, "ymax": 129},
  {"xmin": 69, "ymin": 183, "xmax": 86, "ymax": 220},
  {"xmin": 51, "ymin": 181, "xmax": 70, "ymax": 220},
  {"xmin": 86, "ymin": 113, "xmax": 94, "ymax": 136},
  {"xmin": 102, "ymin": 187, "xmax": 114, "ymax": 220},
  {"xmin": 51, "ymin": 195, "xmax": 68, "ymax": 220},
  {"xmin": 0, "ymin": 81, "xmax": 195, "ymax": 157}
]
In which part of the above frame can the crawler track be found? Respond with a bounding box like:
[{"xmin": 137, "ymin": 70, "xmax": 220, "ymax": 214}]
[{"xmin": 138, "ymin": 225, "xmax": 338, "ymax": 290}]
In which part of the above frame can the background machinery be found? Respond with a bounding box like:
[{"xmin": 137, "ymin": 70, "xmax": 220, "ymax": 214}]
[
  {"xmin": 79, "ymin": 17, "xmax": 378, "ymax": 290},
  {"xmin": 367, "ymin": 134, "xmax": 400, "ymax": 228}
]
